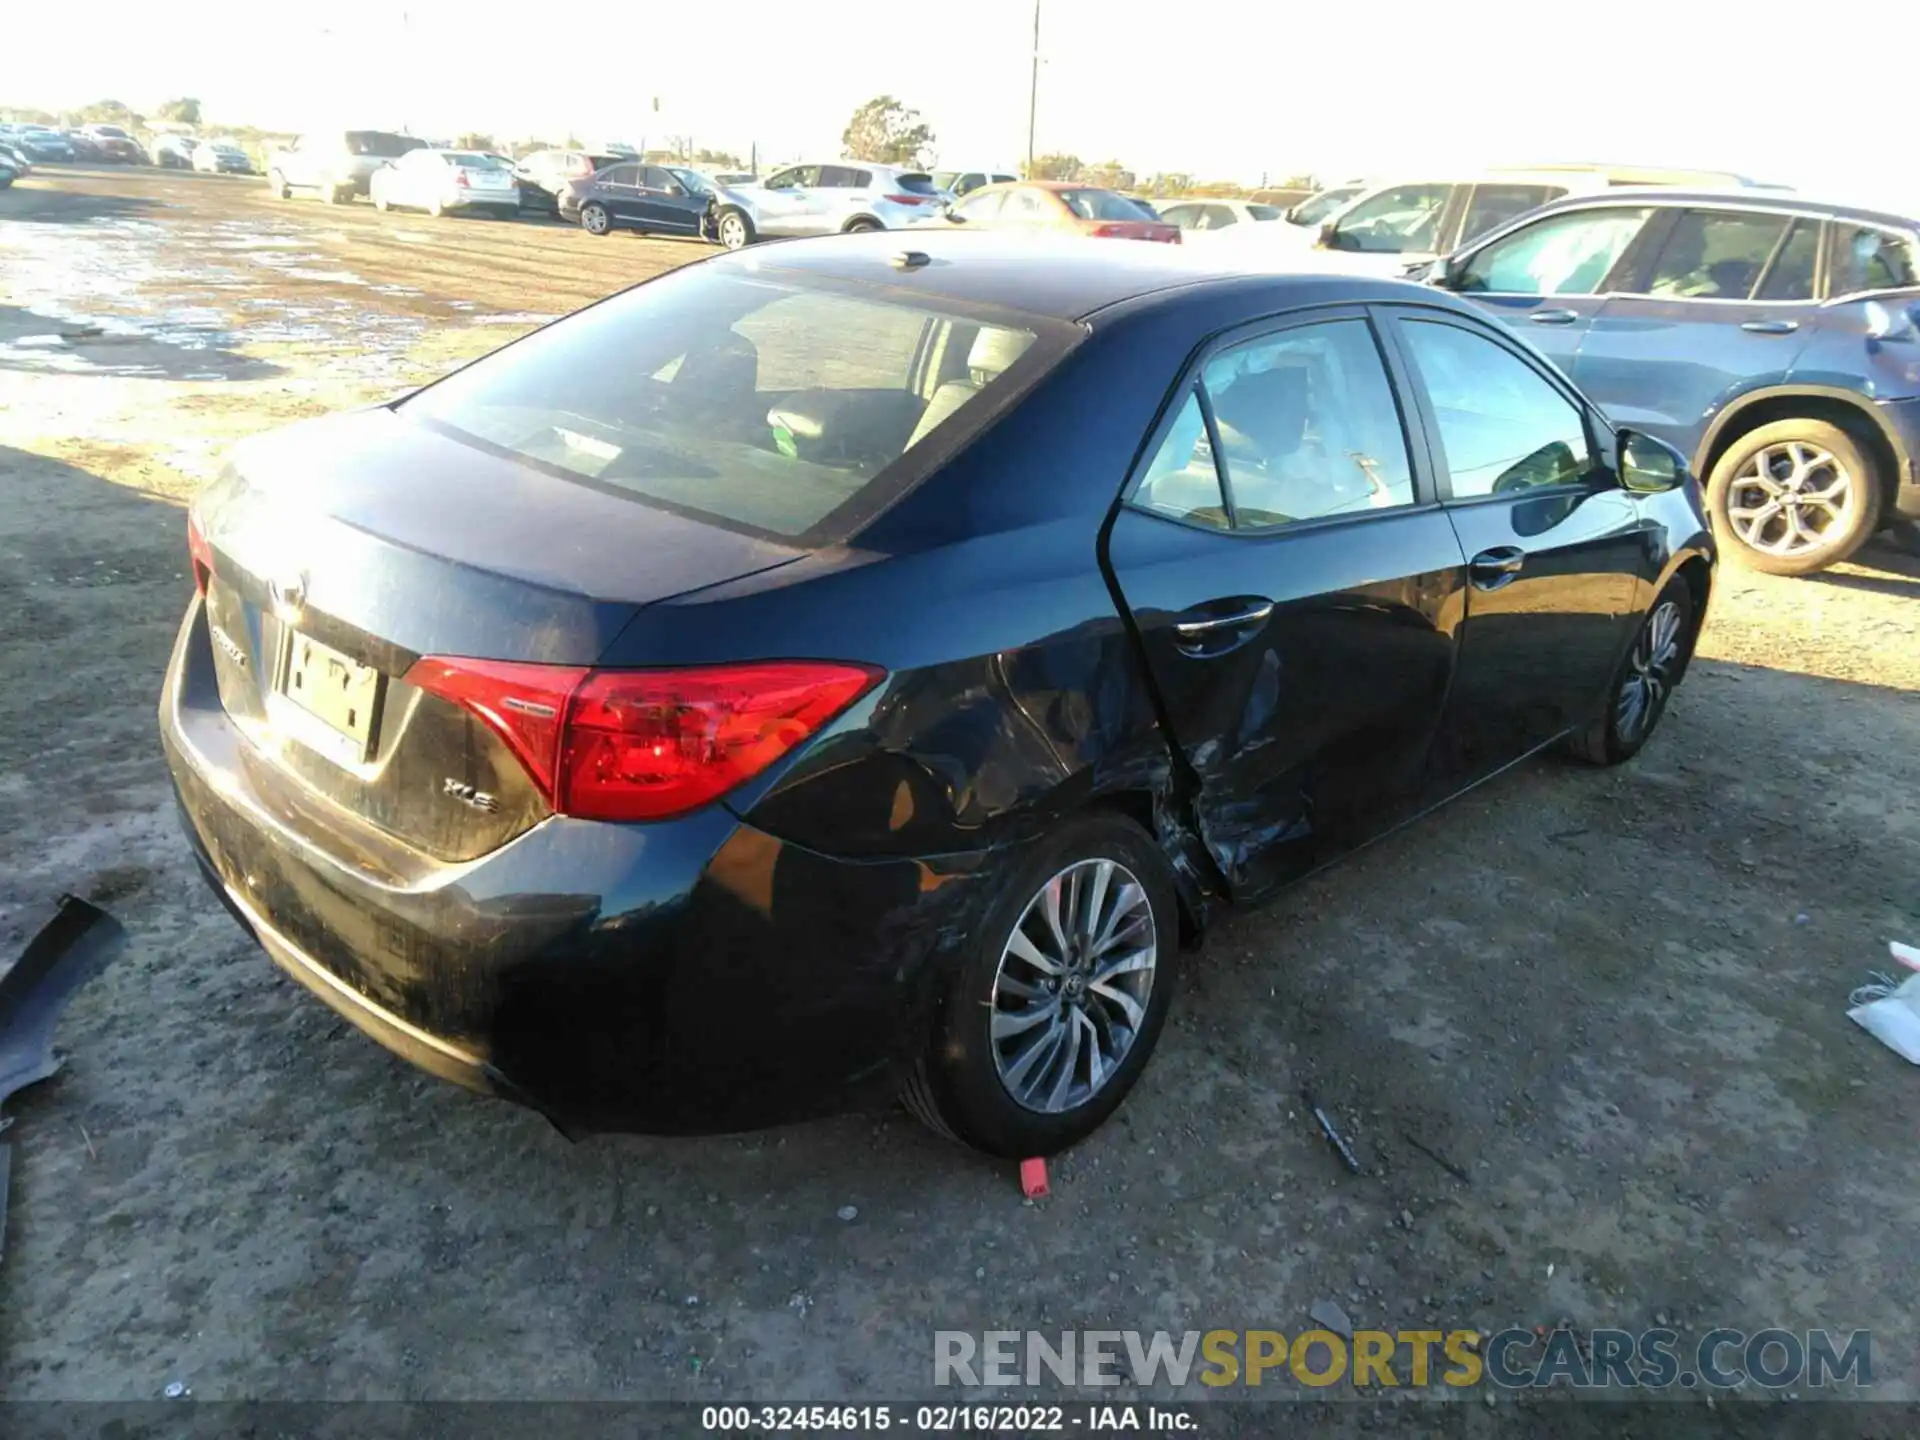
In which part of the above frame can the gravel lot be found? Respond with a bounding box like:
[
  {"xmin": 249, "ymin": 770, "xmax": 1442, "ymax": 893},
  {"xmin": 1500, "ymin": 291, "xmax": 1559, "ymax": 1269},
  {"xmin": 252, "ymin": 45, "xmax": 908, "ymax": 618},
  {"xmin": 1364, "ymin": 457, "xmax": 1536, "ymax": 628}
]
[{"xmin": 2, "ymin": 166, "xmax": 1918, "ymax": 1416}]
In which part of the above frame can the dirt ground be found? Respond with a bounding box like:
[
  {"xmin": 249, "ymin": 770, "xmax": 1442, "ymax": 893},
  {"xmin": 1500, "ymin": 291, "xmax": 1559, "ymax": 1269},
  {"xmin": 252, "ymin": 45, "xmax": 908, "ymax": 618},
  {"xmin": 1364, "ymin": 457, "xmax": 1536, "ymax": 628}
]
[{"xmin": 2, "ymin": 166, "xmax": 1918, "ymax": 1415}]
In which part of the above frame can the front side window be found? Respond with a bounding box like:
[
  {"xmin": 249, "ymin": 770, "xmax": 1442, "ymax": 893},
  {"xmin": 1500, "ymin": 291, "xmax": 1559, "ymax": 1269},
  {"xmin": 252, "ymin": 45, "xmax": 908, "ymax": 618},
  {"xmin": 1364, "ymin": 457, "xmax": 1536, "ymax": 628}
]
[
  {"xmin": 401, "ymin": 270, "xmax": 1064, "ymax": 543},
  {"xmin": 1400, "ymin": 320, "xmax": 1593, "ymax": 498},
  {"xmin": 1001, "ymin": 188, "xmax": 1051, "ymax": 222},
  {"xmin": 1132, "ymin": 319, "xmax": 1415, "ymax": 532},
  {"xmin": 1757, "ymin": 220, "xmax": 1819, "ymax": 300},
  {"xmin": 1830, "ymin": 222, "xmax": 1920, "ymax": 295},
  {"xmin": 1641, "ymin": 210, "xmax": 1790, "ymax": 300},
  {"xmin": 1456, "ymin": 207, "xmax": 1652, "ymax": 295},
  {"xmin": 1329, "ymin": 184, "xmax": 1452, "ymax": 253}
]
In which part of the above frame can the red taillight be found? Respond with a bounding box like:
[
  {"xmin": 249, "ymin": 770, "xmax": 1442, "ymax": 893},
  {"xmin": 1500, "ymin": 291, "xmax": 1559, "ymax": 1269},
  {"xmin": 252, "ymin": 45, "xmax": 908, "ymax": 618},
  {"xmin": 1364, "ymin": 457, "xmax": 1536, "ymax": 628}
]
[
  {"xmin": 884, "ymin": 193, "xmax": 927, "ymax": 205},
  {"xmin": 1091, "ymin": 224, "xmax": 1124, "ymax": 238},
  {"xmin": 187, "ymin": 510, "xmax": 213, "ymax": 595},
  {"xmin": 405, "ymin": 658, "xmax": 882, "ymax": 822},
  {"xmin": 455, "ymin": 170, "xmax": 471, "ymax": 188}
]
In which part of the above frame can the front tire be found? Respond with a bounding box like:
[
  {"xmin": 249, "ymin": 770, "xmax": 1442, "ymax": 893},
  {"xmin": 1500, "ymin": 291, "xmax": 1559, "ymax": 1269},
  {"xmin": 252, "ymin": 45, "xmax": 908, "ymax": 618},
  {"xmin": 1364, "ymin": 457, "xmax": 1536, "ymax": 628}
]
[
  {"xmin": 716, "ymin": 207, "xmax": 753, "ymax": 250},
  {"xmin": 1565, "ymin": 579, "xmax": 1696, "ymax": 766},
  {"xmin": 902, "ymin": 812, "xmax": 1179, "ymax": 1157},
  {"xmin": 1706, "ymin": 418, "xmax": 1883, "ymax": 576},
  {"xmin": 580, "ymin": 201, "xmax": 610, "ymax": 235}
]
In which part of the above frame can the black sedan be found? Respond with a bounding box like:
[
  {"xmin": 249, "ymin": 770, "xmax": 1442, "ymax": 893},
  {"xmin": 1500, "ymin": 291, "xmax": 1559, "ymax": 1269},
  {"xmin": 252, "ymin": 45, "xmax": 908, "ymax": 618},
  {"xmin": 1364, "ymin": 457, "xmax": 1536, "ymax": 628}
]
[
  {"xmin": 562, "ymin": 161, "xmax": 713, "ymax": 239},
  {"xmin": 162, "ymin": 235, "xmax": 1714, "ymax": 1156}
]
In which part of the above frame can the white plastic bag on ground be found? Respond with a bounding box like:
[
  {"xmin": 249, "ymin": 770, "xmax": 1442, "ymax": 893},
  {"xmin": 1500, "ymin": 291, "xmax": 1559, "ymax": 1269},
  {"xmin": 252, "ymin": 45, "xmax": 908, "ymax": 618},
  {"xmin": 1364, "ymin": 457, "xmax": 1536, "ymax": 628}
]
[{"xmin": 1849, "ymin": 943, "xmax": 1920, "ymax": 1064}]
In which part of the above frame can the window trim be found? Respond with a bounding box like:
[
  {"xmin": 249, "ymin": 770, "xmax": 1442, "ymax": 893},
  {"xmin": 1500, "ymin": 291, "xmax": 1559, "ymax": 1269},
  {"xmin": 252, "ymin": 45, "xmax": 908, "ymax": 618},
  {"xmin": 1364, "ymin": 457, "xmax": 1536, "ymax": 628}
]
[
  {"xmin": 1375, "ymin": 303, "xmax": 1608, "ymax": 508},
  {"xmin": 1120, "ymin": 303, "xmax": 1438, "ymax": 539}
]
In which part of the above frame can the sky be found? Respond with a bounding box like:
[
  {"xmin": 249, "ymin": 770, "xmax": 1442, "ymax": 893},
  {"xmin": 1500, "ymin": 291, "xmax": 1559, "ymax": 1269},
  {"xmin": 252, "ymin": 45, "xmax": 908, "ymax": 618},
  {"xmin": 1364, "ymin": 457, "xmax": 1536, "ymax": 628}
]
[{"xmin": 5, "ymin": 0, "xmax": 1916, "ymax": 211}]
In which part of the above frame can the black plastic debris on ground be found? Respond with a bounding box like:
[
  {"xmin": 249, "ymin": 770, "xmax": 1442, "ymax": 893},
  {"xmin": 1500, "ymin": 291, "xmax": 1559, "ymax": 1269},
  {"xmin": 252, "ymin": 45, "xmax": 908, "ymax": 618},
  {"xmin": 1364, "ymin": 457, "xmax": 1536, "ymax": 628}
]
[{"xmin": 0, "ymin": 894, "xmax": 126, "ymax": 1263}]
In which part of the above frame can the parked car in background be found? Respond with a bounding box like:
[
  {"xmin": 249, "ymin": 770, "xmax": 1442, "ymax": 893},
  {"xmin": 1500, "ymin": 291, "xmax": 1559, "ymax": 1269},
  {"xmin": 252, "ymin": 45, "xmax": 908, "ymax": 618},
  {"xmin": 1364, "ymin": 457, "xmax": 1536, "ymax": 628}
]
[
  {"xmin": 1287, "ymin": 181, "xmax": 1368, "ymax": 229},
  {"xmin": 0, "ymin": 139, "xmax": 31, "ymax": 179},
  {"xmin": 704, "ymin": 170, "xmax": 755, "ymax": 187},
  {"xmin": 81, "ymin": 123, "xmax": 145, "ymax": 163},
  {"xmin": 0, "ymin": 153, "xmax": 17, "ymax": 189},
  {"xmin": 62, "ymin": 130, "xmax": 104, "ymax": 162},
  {"xmin": 708, "ymin": 162, "xmax": 944, "ymax": 249},
  {"xmin": 151, "ymin": 134, "xmax": 199, "ymax": 169},
  {"xmin": 1297, "ymin": 167, "xmax": 1771, "ymax": 279},
  {"xmin": 932, "ymin": 168, "xmax": 1019, "ymax": 199},
  {"xmin": 269, "ymin": 130, "xmax": 426, "ymax": 204},
  {"xmin": 563, "ymin": 161, "xmax": 713, "ymax": 238},
  {"xmin": 511, "ymin": 149, "xmax": 627, "ymax": 214},
  {"xmin": 164, "ymin": 234, "xmax": 1712, "ymax": 1156},
  {"xmin": 916, "ymin": 181, "xmax": 1182, "ymax": 244},
  {"xmin": 370, "ymin": 149, "xmax": 520, "ymax": 218},
  {"xmin": 1429, "ymin": 189, "xmax": 1920, "ymax": 573},
  {"xmin": 12, "ymin": 126, "xmax": 75, "ymax": 163},
  {"xmin": 1154, "ymin": 198, "xmax": 1289, "ymax": 243},
  {"xmin": 193, "ymin": 140, "xmax": 254, "ymax": 175}
]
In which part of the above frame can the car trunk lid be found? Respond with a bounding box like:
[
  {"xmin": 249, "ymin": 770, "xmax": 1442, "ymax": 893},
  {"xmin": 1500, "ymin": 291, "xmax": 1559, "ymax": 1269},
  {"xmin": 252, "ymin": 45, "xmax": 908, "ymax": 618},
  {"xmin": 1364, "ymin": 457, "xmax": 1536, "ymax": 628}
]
[{"xmin": 193, "ymin": 407, "xmax": 805, "ymax": 860}]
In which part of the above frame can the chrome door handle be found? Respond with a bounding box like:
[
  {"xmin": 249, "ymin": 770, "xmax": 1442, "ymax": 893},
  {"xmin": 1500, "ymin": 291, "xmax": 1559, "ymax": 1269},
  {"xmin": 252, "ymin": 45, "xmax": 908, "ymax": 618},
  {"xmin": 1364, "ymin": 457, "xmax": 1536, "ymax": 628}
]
[
  {"xmin": 1468, "ymin": 546, "xmax": 1526, "ymax": 590},
  {"xmin": 1740, "ymin": 319, "xmax": 1799, "ymax": 335},
  {"xmin": 1529, "ymin": 309, "xmax": 1580, "ymax": 326},
  {"xmin": 1173, "ymin": 601, "xmax": 1275, "ymax": 637}
]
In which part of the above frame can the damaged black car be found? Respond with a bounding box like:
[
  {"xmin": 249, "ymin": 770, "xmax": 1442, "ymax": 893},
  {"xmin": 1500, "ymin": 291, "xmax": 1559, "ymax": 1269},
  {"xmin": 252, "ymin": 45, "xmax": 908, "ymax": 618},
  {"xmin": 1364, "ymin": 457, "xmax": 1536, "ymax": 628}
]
[{"xmin": 161, "ymin": 233, "xmax": 1714, "ymax": 1156}]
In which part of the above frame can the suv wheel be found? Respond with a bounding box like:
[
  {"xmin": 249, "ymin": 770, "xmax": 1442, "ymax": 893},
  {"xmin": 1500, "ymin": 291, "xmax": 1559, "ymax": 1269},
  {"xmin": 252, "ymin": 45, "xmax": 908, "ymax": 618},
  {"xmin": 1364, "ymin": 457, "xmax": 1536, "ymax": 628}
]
[
  {"xmin": 901, "ymin": 811, "xmax": 1179, "ymax": 1157},
  {"xmin": 842, "ymin": 216, "xmax": 882, "ymax": 233},
  {"xmin": 1706, "ymin": 418, "xmax": 1883, "ymax": 575},
  {"xmin": 580, "ymin": 202, "xmax": 610, "ymax": 236}
]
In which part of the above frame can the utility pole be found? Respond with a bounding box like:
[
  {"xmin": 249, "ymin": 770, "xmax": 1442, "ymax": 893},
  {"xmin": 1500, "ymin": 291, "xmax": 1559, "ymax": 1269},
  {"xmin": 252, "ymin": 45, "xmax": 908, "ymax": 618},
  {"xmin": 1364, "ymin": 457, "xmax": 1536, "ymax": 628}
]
[{"xmin": 1026, "ymin": 0, "xmax": 1040, "ymax": 177}]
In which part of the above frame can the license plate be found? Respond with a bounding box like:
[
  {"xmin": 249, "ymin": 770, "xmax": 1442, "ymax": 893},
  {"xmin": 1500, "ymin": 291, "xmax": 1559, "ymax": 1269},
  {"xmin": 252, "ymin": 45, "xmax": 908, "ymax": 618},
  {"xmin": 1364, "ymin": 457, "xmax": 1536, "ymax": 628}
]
[{"xmin": 274, "ymin": 629, "xmax": 383, "ymax": 761}]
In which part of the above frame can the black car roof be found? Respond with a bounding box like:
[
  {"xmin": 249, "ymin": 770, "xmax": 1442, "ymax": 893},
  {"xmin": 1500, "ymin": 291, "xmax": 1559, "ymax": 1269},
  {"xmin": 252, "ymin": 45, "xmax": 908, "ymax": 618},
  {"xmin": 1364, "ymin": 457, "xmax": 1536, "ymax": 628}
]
[
  {"xmin": 718, "ymin": 231, "xmax": 1461, "ymax": 324},
  {"xmin": 1527, "ymin": 187, "xmax": 1920, "ymax": 234}
]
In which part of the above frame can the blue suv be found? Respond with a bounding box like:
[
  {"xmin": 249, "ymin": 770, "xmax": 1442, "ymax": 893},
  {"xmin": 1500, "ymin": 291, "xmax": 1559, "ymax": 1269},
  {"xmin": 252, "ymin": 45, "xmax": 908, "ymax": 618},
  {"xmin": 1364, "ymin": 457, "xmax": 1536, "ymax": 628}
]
[{"xmin": 1428, "ymin": 190, "xmax": 1920, "ymax": 574}]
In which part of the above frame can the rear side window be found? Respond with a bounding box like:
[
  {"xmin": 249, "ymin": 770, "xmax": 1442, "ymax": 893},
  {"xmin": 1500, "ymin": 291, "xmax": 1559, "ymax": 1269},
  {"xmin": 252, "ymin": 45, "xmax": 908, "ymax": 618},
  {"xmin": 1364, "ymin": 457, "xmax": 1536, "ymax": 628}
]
[
  {"xmin": 1245, "ymin": 204, "xmax": 1283, "ymax": 221},
  {"xmin": 1642, "ymin": 210, "xmax": 1789, "ymax": 300},
  {"xmin": 1399, "ymin": 320, "xmax": 1592, "ymax": 497},
  {"xmin": 953, "ymin": 188, "xmax": 1007, "ymax": 223},
  {"xmin": 1756, "ymin": 220, "xmax": 1819, "ymax": 300},
  {"xmin": 1133, "ymin": 319, "xmax": 1414, "ymax": 532},
  {"xmin": 816, "ymin": 165, "xmax": 865, "ymax": 187},
  {"xmin": 1057, "ymin": 189, "xmax": 1153, "ymax": 221},
  {"xmin": 1830, "ymin": 223, "xmax": 1920, "ymax": 294},
  {"xmin": 1456, "ymin": 208, "xmax": 1651, "ymax": 295},
  {"xmin": 401, "ymin": 270, "xmax": 1068, "ymax": 543}
]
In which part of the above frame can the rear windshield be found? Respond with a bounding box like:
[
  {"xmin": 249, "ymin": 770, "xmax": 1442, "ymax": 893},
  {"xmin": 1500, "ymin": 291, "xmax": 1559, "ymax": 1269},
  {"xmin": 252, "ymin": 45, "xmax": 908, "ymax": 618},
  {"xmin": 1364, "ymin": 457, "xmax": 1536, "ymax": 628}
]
[
  {"xmin": 1057, "ymin": 188, "xmax": 1154, "ymax": 222},
  {"xmin": 348, "ymin": 131, "xmax": 423, "ymax": 158},
  {"xmin": 444, "ymin": 152, "xmax": 501, "ymax": 167},
  {"xmin": 400, "ymin": 268, "xmax": 1073, "ymax": 544},
  {"xmin": 1246, "ymin": 204, "xmax": 1283, "ymax": 220},
  {"xmin": 92, "ymin": 125, "xmax": 130, "ymax": 138},
  {"xmin": 892, "ymin": 173, "xmax": 939, "ymax": 195}
]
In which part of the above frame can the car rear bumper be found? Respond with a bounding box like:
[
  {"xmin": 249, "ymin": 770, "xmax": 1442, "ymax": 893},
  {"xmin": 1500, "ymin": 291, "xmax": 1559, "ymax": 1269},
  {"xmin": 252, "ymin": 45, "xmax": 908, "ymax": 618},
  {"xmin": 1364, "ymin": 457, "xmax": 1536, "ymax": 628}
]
[
  {"xmin": 1877, "ymin": 397, "xmax": 1920, "ymax": 522},
  {"xmin": 160, "ymin": 596, "xmax": 988, "ymax": 1134}
]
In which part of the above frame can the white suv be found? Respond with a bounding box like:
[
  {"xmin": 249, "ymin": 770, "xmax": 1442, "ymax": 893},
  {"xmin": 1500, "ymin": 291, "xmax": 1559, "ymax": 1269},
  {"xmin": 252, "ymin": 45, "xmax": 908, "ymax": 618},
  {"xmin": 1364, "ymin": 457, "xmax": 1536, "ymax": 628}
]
[{"xmin": 710, "ymin": 162, "xmax": 944, "ymax": 249}]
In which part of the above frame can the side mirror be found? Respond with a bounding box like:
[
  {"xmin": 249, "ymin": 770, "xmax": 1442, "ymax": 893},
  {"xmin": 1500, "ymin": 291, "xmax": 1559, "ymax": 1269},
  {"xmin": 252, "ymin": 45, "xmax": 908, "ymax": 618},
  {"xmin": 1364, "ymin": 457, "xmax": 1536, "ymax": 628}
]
[
  {"xmin": 1426, "ymin": 254, "xmax": 1461, "ymax": 289},
  {"xmin": 1618, "ymin": 428, "xmax": 1686, "ymax": 493}
]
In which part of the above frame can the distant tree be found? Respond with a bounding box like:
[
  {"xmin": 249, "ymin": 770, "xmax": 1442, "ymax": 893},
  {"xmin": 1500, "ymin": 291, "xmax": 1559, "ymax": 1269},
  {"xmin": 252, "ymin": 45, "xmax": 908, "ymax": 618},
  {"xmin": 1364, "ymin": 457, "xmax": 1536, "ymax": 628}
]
[
  {"xmin": 456, "ymin": 133, "xmax": 499, "ymax": 153},
  {"xmin": 1142, "ymin": 172, "xmax": 1192, "ymax": 197},
  {"xmin": 1026, "ymin": 153, "xmax": 1082, "ymax": 182},
  {"xmin": 156, "ymin": 98, "xmax": 201, "ymax": 125},
  {"xmin": 841, "ymin": 96, "xmax": 934, "ymax": 166},
  {"xmin": 1280, "ymin": 173, "xmax": 1318, "ymax": 190},
  {"xmin": 1079, "ymin": 159, "xmax": 1135, "ymax": 191},
  {"xmin": 1189, "ymin": 180, "xmax": 1250, "ymax": 198},
  {"xmin": 694, "ymin": 147, "xmax": 744, "ymax": 170}
]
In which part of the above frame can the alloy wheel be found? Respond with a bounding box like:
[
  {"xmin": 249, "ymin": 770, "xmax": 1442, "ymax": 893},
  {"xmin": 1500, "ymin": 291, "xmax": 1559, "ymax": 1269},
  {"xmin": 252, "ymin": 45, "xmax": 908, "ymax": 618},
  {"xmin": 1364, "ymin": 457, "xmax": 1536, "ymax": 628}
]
[
  {"xmin": 583, "ymin": 204, "xmax": 609, "ymax": 235},
  {"xmin": 1727, "ymin": 441, "xmax": 1854, "ymax": 557},
  {"xmin": 1616, "ymin": 598, "xmax": 1684, "ymax": 745},
  {"xmin": 989, "ymin": 858, "xmax": 1156, "ymax": 1114}
]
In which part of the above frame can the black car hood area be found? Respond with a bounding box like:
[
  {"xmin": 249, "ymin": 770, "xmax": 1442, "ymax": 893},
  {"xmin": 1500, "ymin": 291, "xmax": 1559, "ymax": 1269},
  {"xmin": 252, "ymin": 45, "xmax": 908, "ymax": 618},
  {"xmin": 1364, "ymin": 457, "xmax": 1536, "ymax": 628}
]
[{"xmin": 205, "ymin": 407, "xmax": 806, "ymax": 665}]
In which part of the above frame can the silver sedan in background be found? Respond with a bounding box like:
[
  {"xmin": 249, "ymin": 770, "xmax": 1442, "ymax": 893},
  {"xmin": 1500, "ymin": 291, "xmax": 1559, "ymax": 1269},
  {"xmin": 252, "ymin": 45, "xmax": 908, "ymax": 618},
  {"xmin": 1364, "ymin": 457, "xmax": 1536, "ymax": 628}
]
[{"xmin": 371, "ymin": 149, "xmax": 521, "ymax": 218}]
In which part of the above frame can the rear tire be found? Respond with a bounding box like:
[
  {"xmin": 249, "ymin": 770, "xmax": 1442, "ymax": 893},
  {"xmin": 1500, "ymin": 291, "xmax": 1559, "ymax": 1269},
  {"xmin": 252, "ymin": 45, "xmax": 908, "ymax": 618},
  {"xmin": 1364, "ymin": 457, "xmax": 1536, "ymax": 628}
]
[
  {"xmin": 580, "ymin": 201, "xmax": 610, "ymax": 236},
  {"xmin": 902, "ymin": 812, "xmax": 1179, "ymax": 1158},
  {"xmin": 268, "ymin": 169, "xmax": 290, "ymax": 199},
  {"xmin": 842, "ymin": 216, "xmax": 882, "ymax": 233},
  {"xmin": 373, "ymin": 191, "xmax": 389, "ymax": 212},
  {"xmin": 1565, "ymin": 578, "xmax": 1696, "ymax": 766},
  {"xmin": 1705, "ymin": 418, "xmax": 1883, "ymax": 576}
]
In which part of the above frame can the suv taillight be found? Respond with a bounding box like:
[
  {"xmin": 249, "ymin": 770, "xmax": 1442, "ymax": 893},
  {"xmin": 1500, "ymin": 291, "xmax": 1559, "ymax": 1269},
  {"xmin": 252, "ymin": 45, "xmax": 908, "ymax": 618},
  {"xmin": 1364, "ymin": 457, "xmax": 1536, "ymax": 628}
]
[{"xmin": 404, "ymin": 658, "xmax": 882, "ymax": 822}]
